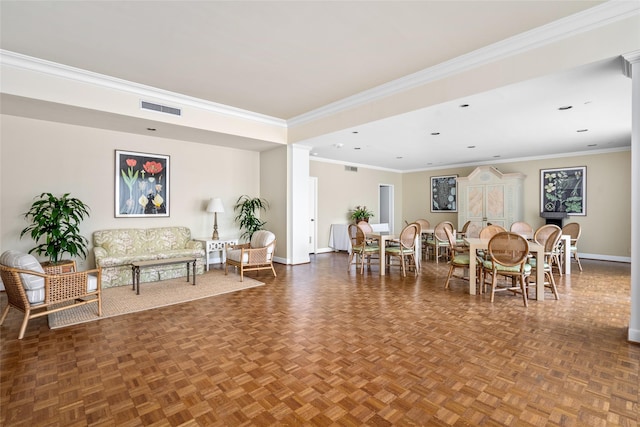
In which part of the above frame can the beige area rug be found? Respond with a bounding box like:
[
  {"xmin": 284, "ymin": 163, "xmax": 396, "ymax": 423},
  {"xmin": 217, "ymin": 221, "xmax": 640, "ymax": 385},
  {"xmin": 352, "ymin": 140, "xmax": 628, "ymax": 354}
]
[{"xmin": 48, "ymin": 269, "xmax": 264, "ymax": 329}]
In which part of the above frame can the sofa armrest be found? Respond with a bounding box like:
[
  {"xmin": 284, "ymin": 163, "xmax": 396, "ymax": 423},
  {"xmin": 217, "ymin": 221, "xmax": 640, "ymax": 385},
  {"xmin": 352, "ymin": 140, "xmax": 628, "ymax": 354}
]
[
  {"xmin": 186, "ymin": 240, "xmax": 204, "ymax": 250},
  {"xmin": 94, "ymin": 247, "xmax": 107, "ymax": 261}
]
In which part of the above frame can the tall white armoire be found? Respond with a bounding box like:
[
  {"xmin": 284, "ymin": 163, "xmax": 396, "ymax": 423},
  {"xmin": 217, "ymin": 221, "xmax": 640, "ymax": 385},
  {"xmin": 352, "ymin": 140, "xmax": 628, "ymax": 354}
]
[{"xmin": 457, "ymin": 166, "xmax": 525, "ymax": 237}]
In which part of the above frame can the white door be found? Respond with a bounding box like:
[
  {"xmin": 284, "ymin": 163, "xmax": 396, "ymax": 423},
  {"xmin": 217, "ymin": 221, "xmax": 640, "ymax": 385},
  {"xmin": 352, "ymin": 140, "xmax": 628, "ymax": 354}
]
[{"xmin": 309, "ymin": 177, "xmax": 318, "ymax": 254}]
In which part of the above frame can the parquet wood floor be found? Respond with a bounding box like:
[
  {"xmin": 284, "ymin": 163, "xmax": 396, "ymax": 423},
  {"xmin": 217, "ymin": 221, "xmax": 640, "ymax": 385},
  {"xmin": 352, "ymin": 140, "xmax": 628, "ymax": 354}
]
[{"xmin": 1, "ymin": 254, "xmax": 637, "ymax": 426}]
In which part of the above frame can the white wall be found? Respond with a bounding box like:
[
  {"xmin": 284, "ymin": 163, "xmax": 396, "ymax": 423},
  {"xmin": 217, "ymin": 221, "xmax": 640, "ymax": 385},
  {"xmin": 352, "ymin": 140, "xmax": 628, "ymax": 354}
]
[{"xmin": 0, "ymin": 114, "xmax": 261, "ymax": 268}]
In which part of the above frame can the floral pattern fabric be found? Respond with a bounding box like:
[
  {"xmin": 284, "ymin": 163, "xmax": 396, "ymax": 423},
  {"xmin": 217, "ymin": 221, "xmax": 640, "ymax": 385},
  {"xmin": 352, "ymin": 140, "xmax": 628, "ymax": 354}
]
[{"xmin": 93, "ymin": 227, "xmax": 204, "ymax": 288}]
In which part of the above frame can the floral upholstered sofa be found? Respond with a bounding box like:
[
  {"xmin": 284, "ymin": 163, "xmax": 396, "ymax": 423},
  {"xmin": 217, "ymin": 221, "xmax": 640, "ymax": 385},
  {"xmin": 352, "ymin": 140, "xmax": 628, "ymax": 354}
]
[{"xmin": 93, "ymin": 227, "xmax": 205, "ymax": 288}]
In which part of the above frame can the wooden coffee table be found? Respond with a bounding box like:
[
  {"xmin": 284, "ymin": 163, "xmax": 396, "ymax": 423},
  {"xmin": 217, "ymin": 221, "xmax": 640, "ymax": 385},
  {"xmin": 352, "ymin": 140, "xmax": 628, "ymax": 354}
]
[{"xmin": 131, "ymin": 257, "xmax": 197, "ymax": 295}]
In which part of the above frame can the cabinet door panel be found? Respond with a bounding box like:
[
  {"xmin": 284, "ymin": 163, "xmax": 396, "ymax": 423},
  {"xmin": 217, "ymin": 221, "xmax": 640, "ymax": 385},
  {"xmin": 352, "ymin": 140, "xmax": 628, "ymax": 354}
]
[
  {"xmin": 486, "ymin": 184, "xmax": 505, "ymax": 218},
  {"xmin": 467, "ymin": 186, "xmax": 484, "ymax": 218}
]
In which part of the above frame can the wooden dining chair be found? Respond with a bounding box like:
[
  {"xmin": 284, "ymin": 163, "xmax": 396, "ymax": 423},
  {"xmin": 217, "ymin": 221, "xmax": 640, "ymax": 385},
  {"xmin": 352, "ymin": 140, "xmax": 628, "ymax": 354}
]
[
  {"xmin": 562, "ymin": 222, "xmax": 583, "ymax": 271},
  {"xmin": 510, "ymin": 221, "xmax": 533, "ymax": 240},
  {"xmin": 347, "ymin": 224, "xmax": 379, "ymax": 273},
  {"xmin": 385, "ymin": 223, "xmax": 419, "ymax": 277},
  {"xmin": 482, "ymin": 232, "xmax": 531, "ymax": 307},
  {"xmin": 426, "ymin": 221, "xmax": 453, "ymax": 263},
  {"xmin": 444, "ymin": 227, "xmax": 472, "ymax": 290},
  {"xmin": 530, "ymin": 225, "xmax": 561, "ymax": 300}
]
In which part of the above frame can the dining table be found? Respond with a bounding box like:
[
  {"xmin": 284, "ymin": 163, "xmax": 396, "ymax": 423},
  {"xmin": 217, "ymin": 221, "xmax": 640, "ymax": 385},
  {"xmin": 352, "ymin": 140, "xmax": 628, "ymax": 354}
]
[
  {"xmin": 366, "ymin": 232, "xmax": 422, "ymax": 276},
  {"xmin": 464, "ymin": 237, "xmax": 547, "ymax": 300}
]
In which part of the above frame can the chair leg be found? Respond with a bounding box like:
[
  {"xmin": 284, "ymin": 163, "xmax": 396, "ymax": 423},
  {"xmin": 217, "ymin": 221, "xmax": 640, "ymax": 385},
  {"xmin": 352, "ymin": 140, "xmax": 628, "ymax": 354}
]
[
  {"xmin": 18, "ymin": 310, "xmax": 30, "ymax": 340},
  {"xmin": 444, "ymin": 265, "xmax": 455, "ymax": 289},
  {"xmin": 520, "ymin": 276, "xmax": 529, "ymax": 307},
  {"xmin": 270, "ymin": 264, "xmax": 277, "ymax": 277},
  {"xmin": 574, "ymin": 251, "xmax": 583, "ymax": 271},
  {"xmin": 0, "ymin": 304, "xmax": 11, "ymax": 325},
  {"xmin": 546, "ymin": 269, "xmax": 559, "ymax": 300},
  {"xmin": 240, "ymin": 267, "xmax": 244, "ymax": 282},
  {"xmin": 347, "ymin": 251, "xmax": 356, "ymax": 271}
]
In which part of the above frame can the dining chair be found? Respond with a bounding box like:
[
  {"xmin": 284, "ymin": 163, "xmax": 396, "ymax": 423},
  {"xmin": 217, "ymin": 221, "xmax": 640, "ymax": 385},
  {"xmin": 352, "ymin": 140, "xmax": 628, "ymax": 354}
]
[
  {"xmin": 456, "ymin": 220, "xmax": 472, "ymax": 243},
  {"xmin": 530, "ymin": 225, "xmax": 561, "ymax": 300},
  {"xmin": 444, "ymin": 227, "xmax": 472, "ymax": 290},
  {"xmin": 510, "ymin": 221, "xmax": 533, "ymax": 240},
  {"xmin": 534, "ymin": 224, "xmax": 563, "ymax": 275},
  {"xmin": 347, "ymin": 224, "xmax": 379, "ymax": 273},
  {"xmin": 385, "ymin": 222, "xmax": 419, "ymax": 277},
  {"xmin": 426, "ymin": 221, "xmax": 454, "ymax": 263},
  {"xmin": 562, "ymin": 222, "xmax": 583, "ymax": 271},
  {"xmin": 481, "ymin": 232, "xmax": 532, "ymax": 307}
]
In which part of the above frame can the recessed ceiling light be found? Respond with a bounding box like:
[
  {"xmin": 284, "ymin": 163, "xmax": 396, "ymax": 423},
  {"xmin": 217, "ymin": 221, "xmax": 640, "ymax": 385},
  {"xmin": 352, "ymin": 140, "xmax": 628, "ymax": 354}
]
[
  {"xmin": 354, "ymin": 147, "xmax": 361, "ymax": 150},
  {"xmin": 587, "ymin": 144, "xmax": 597, "ymax": 147},
  {"xmin": 558, "ymin": 106, "xmax": 573, "ymax": 110},
  {"xmin": 430, "ymin": 132, "xmax": 440, "ymax": 136},
  {"xmin": 146, "ymin": 127, "xmax": 156, "ymax": 131},
  {"xmin": 459, "ymin": 104, "xmax": 470, "ymax": 108},
  {"xmin": 352, "ymin": 131, "xmax": 359, "ymax": 134},
  {"xmin": 333, "ymin": 143, "xmax": 343, "ymax": 148},
  {"xmin": 396, "ymin": 156, "xmax": 403, "ymax": 159},
  {"xmin": 576, "ymin": 129, "xmax": 589, "ymax": 132},
  {"xmin": 493, "ymin": 155, "xmax": 501, "ymax": 158},
  {"xmin": 467, "ymin": 145, "xmax": 476, "ymax": 149}
]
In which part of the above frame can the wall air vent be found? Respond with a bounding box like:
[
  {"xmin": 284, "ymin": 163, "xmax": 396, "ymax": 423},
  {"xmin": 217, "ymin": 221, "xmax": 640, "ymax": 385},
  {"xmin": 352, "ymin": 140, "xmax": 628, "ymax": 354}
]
[
  {"xmin": 345, "ymin": 166, "xmax": 358, "ymax": 172},
  {"xmin": 141, "ymin": 101, "xmax": 182, "ymax": 116}
]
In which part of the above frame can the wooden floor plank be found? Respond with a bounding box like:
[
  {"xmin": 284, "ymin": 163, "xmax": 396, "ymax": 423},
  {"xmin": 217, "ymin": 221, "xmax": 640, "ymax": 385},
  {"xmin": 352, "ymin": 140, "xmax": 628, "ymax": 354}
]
[{"xmin": 1, "ymin": 255, "xmax": 638, "ymax": 426}]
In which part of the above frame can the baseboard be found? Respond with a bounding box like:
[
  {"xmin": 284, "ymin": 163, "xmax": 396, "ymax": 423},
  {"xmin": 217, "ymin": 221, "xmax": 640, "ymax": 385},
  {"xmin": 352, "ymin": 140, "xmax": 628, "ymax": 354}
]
[
  {"xmin": 579, "ymin": 253, "xmax": 631, "ymax": 263},
  {"xmin": 628, "ymin": 327, "xmax": 640, "ymax": 344}
]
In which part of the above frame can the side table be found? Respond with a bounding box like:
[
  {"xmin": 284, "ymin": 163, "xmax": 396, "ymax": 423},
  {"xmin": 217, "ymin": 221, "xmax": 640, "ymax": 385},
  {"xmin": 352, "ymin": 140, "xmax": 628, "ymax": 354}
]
[{"xmin": 195, "ymin": 237, "xmax": 239, "ymax": 271}]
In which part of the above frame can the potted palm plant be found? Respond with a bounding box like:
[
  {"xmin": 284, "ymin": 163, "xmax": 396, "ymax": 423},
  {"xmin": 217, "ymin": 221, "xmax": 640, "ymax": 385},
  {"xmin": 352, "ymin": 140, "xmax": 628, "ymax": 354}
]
[
  {"xmin": 233, "ymin": 195, "xmax": 269, "ymax": 241},
  {"xmin": 350, "ymin": 205, "xmax": 374, "ymax": 223},
  {"xmin": 20, "ymin": 192, "xmax": 91, "ymax": 266}
]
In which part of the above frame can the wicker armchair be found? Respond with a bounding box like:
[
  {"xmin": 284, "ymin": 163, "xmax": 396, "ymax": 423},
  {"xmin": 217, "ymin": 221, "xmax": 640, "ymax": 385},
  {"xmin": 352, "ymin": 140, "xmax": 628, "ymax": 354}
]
[
  {"xmin": 0, "ymin": 250, "xmax": 102, "ymax": 340},
  {"xmin": 426, "ymin": 221, "xmax": 454, "ymax": 263},
  {"xmin": 444, "ymin": 227, "xmax": 471, "ymax": 290},
  {"xmin": 562, "ymin": 222, "xmax": 583, "ymax": 271},
  {"xmin": 510, "ymin": 221, "xmax": 534, "ymax": 240},
  {"xmin": 225, "ymin": 230, "xmax": 277, "ymax": 281},
  {"xmin": 481, "ymin": 232, "xmax": 531, "ymax": 307}
]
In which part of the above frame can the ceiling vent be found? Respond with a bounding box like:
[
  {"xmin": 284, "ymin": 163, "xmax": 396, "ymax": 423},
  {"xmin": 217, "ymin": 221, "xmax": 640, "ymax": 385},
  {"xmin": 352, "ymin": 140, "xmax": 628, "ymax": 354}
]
[
  {"xmin": 141, "ymin": 101, "xmax": 182, "ymax": 116},
  {"xmin": 345, "ymin": 166, "xmax": 358, "ymax": 172}
]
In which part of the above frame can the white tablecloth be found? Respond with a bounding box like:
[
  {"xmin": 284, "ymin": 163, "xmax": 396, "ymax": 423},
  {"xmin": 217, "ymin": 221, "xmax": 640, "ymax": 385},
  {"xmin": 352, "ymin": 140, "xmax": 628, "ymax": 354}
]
[{"xmin": 329, "ymin": 224, "xmax": 351, "ymax": 251}]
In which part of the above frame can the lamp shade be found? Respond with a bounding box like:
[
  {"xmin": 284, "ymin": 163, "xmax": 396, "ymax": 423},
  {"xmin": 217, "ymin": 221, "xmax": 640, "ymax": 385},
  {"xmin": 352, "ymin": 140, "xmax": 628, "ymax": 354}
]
[{"xmin": 206, "ymin": 198, "xmax": 224, "ymax": 213}]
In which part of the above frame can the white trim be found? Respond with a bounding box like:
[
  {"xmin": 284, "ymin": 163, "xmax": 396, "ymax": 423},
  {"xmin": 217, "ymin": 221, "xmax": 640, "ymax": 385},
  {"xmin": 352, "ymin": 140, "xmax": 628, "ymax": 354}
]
[
  {"xmin": 0, "ymin": 49, "xmax": 287, "ymax": 128},
  {"xmin": 310, "ymin": 146, "xmax": 631, "ymax": 175},
  {"xmin": 289, "ymin": 1, "xmax": 640, "ymax": 128},
  {"xmin": 577, "ymin": 253, "xmax": 631, "ymax": 263}
]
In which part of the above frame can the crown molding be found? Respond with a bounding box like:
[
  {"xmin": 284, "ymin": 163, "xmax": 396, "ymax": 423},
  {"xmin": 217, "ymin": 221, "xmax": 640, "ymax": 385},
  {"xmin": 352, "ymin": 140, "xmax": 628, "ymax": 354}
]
[
  {"xmin": 622, "ymin": 49, "xmax": 640, "ymax": 77},
  {"xmin": 0, "ymin": 49, "xmax": 287, "ymax": 128},
  {"xmin": 289, "ymin": 0, "xmax": 640, "ymax": 128}
]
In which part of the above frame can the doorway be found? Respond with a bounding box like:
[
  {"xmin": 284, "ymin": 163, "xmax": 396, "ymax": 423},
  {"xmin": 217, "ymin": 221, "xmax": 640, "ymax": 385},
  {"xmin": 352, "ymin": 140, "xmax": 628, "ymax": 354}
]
[{"xmin": 378, "ymin": 184, "xmax": 394, "ymax": 234}]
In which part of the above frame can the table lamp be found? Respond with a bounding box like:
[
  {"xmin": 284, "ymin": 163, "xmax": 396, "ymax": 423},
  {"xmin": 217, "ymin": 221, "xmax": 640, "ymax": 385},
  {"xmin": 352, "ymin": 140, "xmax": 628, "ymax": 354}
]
[{"xmin": 206, "ymin": 198, "xmax": 224, "ymax": 240}]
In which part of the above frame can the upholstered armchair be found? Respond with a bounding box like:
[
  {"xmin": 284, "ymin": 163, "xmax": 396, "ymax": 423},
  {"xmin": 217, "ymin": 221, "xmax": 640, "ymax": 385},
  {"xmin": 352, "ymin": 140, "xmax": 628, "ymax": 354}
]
[
  {"xmin": 225, "ymin": 231, "xmax": 276, "ymax": 281},
  {"xmin": 0, "ymin": 250, "xmax": 102, "ymax": 339}
]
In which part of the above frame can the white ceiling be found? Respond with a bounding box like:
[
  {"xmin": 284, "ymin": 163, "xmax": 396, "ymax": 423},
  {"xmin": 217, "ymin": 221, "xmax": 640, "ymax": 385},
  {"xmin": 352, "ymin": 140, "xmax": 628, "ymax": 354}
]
[{"xmin": 0, "ymin": 1, "xmax": 636, "ymax": 172}]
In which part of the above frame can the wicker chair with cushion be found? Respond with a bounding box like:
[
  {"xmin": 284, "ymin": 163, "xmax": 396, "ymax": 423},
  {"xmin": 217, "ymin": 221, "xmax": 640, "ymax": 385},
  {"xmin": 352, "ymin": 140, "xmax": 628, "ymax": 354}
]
[
  {"xmin": 347, "ymin": 224, "xmax": 380, "ymax": 274},
  {"xmin": 225, "ymin": 230, "xmax": 276, "ymax": 281},
  {"xmin": 385, "ymin": 223, "xmax": 419, "ymax": 277},
  {"xmin": 414, "ymin": 219, "xmax": 431, "ymax": 261},
  {"xmin": 426, "ymin": 221, "xmax": 454, "ymax": 263},
  {"xmin": 510, "ymin": 221, "xmax": 534, "ymax": 240},
  {"xmin": 444, "ymin": 227, "xmax": 471, "ymax": 290},
  {"xmin": 481, "ymin": 232, "xmax": 532, "ymax": 307},
  {"xmin": 0, "ymin": 250, "xmax": 102, "ymax": 339},
  {"xmin": 562, "ymin": 222, "xmax": 583, "ymax": 271},
  {"xmin": 529, "ymin": 225, "xmax": 561, "ymax": 300}
]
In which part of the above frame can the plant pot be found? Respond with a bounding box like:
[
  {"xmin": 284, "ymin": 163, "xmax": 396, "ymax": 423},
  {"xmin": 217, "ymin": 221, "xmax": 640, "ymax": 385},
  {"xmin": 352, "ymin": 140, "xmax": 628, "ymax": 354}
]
[{"xmin": 41, "ymin": 259, "xmax": 76, "ymax": 274}]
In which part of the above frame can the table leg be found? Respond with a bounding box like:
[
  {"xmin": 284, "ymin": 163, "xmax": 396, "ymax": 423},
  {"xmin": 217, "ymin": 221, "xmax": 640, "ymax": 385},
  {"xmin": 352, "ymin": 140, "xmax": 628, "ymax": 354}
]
[
  {"xmin": 132, "ymin": 265, "xmax": 136, "ymax": 291},
  {"xmin": 135, "ymin": 267, "xmax": 141, "ymax": 295},
  {"xmin": 379, "ymin": 239, "xmax": 386, "ymax": 276},
  {"xmin": 535, "ymin": 246, "xmax": 545, "ymax": 301},
  {"xmin": 192, "ymin": 261, "xmax": 196, "ymax": 285},
  {"xmin": 468, "ymin": 243, "xmax": 478, "ymax": 295},
  {"xmin": 186, "ymin": 261, "xmax": 190, "ymax": 283}
]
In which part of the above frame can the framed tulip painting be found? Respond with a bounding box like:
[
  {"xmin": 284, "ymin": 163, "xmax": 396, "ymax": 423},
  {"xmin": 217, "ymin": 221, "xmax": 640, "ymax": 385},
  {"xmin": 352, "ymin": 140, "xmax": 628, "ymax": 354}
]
[
  {"xmin": 431, "ymin": 175, "xmax": 458, "ymax": 212},
  {"xmin": 115, "ymin": 150, "xmax": 170, "ymax": 217}
]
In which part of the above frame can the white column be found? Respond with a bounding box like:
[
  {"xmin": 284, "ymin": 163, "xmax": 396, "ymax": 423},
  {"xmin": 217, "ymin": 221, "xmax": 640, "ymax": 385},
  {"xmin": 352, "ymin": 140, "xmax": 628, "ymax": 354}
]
[
  {"xmin": 288, "ymin": 144, "xmax": 311, "ymax": 265},
  {"xmin": 624, "ymin": 51, "xmax": 640, "ymax": 343}
]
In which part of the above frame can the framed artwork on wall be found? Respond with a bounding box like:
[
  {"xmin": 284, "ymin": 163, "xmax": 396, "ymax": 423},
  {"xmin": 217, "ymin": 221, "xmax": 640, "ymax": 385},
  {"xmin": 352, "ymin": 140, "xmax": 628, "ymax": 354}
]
[
  {"xmin": 540, "ymin": 166, "xmax": 586, "ymax": 216},
  {"xmin": 431, "ymin": 175, "xmax": 458, "ymax": 212},
  {"xmin": 115, "ymin": 150, "xmax": 170, "ymax": 217}
]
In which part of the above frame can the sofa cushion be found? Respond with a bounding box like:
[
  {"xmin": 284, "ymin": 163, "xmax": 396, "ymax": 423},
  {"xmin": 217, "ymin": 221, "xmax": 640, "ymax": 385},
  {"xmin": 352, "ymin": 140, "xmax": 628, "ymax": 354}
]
[
  {"xmin": 0, "ymin": 250, "xmax": 45, "ymax": 304},
  {"xmin": 146, "ymin": 227, "xmax": 191, "ymax": 252},
  {"xmin": 94, "ymin": 229, "xmax": 147, "ymax": 256}
]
